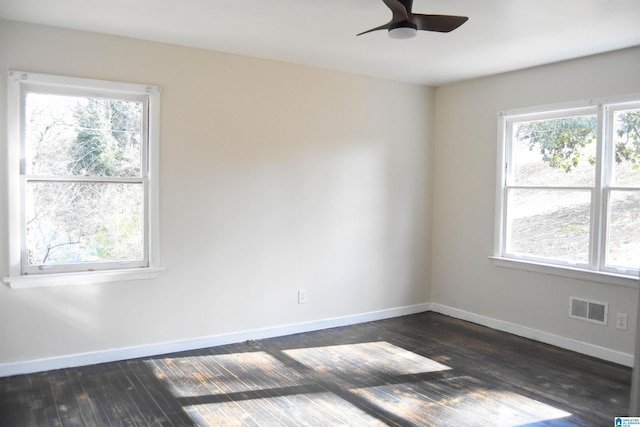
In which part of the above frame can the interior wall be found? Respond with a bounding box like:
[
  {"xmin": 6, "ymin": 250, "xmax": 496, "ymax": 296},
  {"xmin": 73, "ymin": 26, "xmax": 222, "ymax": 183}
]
[
  {"xmin": 0, "ymin": 20, "xmax": 434, "ymax": 366},
  {"xmin": 432, "ymin": 46, "xmax": 640, "ymax": 358}
]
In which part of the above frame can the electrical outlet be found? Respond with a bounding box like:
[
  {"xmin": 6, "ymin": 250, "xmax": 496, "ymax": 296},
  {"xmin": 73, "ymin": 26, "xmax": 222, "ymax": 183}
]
[
  {"xmin": 298, "ymin": 289, "xmax": 307, "ymax": 305},
  {"xmin": 616, "ymin": 313, "xmax": 628, "ymax": 331}
]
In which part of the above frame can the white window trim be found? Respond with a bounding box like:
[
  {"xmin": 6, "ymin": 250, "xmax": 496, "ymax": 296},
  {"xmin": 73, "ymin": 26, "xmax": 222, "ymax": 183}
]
[
  {"xmin": 490, "ymin": 256, "xmax": 638, "ymax": 289},
  {"xmin": 3, "ymin": 71, "xmax": 162, "ymax": 288},
  {"xmin": 493, "ymin": 95, "xmax": 640, "ymax": 288}
]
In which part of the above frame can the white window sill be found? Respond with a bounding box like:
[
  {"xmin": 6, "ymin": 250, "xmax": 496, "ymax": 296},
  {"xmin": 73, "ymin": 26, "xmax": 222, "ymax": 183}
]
[
  {"xmin": 490, "ymin": 256, "xmax": 639, "ymax": 289},
  {"xmin": 2, "ymin": 267, "xmax": 163, "ymax": 289}
]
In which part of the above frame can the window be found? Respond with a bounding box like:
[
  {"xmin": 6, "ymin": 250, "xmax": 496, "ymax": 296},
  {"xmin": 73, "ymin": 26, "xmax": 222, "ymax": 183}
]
[
  {"xmin": 4, "ymin": 71, "xmax": 161, "ymax": 288},
  {"xmin": 495, "ymin": 98, "xmax": 640, "ymax": 281}
]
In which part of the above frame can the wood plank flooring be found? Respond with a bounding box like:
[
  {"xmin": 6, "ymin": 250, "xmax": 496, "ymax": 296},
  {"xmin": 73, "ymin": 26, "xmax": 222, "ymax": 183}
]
[{"xmin": 0, "ymin": 312, "xmax": 632, "ymax": 426}]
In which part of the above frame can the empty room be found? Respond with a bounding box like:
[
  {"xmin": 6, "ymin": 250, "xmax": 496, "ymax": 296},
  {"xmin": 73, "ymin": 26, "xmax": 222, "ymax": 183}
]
[{"xmin": 1, "ymin": 1, "xmax": 640, "ymax": 425}]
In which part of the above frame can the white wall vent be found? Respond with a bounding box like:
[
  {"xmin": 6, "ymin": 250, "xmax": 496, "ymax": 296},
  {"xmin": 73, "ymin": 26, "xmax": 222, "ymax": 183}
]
[{"xmin": 569, "ymin": 297, "xmax": 608, "ymax": 325}]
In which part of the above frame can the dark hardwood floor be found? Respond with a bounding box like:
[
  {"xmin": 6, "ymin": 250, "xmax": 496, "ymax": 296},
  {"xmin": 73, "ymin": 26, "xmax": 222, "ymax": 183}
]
[{"xmin": 0, "ymin": 312, "xmax": 632, "ymax": 426}]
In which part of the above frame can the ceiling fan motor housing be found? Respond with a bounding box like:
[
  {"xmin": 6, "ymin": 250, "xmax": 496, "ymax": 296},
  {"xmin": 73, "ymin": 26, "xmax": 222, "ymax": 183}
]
[{"xmin": 389, "ymin": 20, "xmax": 418, "ymax": 39}]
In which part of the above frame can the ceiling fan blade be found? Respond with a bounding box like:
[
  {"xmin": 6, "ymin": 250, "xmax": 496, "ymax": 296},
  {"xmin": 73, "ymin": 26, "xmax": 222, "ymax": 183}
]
[
  {"xmin": 410, "ymin": 14, "xmax": 468, "ymax": 32},
  {"xmin": 382, "ymin": 0, "xmax": 411, "ymax": 20},
  {"xmin": 357, "ymin": 22, "xmax": 392, "ymax": 36},
  {"xmin": 358, "ymin": 0, "xmax": 409, "ymax": 36}
]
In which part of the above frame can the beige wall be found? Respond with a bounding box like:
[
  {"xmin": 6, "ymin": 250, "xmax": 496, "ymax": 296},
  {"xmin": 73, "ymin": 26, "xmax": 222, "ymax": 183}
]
[
  {"xmin": 0, "ymin": 20, "xmax": 434, "ymax": 366},
  {"xmin": 2, "ymin": 18, "xmax": 637, "ymax": 371},
  {"xmin": 432, "ymin": 46, "xmax": 640, "ymax": 358}
]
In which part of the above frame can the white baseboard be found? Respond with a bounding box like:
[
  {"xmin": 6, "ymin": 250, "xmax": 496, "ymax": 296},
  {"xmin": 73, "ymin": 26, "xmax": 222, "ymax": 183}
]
[
  {"xmin": 0, "ymin": 303, "xmax": 431, "ymax": 377},
  {"xmin": 2, "ymin": 301, "xmax": 631, "ymax": 377},
  {"xmin": 431, "ymin": 303, "xmax": 634, "ymax": 367}
]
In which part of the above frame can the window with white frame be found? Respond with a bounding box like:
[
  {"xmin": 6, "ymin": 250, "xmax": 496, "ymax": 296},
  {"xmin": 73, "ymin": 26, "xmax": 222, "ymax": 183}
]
[
  {"xmin": 495, "ymin": 99, "xmax": 640, "ymax": 280},
  {"xmin": 4, "ymin": 71, "xmax": 161, "ymax": 288}
]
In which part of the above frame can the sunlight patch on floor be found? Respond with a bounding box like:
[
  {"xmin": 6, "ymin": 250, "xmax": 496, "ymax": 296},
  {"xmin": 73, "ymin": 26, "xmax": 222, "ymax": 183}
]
[
  {"xmin": 350, "ymin": 378, "xmax": 572, "ymax": 426},
  {"xmin": 184, "ymin": 392, "xmax": 387, "ymax": 427},
  {"xmin": 145, "ymin": 351, "xmax": 306, "ymax": 397},
  {"xmin": 146, "ymin": 342, "xmax": 573, "ymax": 426},
  {"xmin": 283, "ymin": 341, "xmax": 451, "ymax": 378}
]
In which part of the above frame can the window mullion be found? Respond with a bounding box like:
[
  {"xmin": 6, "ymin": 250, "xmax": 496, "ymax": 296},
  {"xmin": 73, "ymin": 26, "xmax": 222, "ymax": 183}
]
[{"xmin": 590, "ymin": 104, "xmax": 607, "ymax": 271}]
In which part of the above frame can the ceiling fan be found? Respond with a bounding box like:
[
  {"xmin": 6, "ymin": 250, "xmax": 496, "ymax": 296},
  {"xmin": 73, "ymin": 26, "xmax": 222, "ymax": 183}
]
[{"xmin": 358, "ymin": 0, "xmax": 468, "ymax": 39}]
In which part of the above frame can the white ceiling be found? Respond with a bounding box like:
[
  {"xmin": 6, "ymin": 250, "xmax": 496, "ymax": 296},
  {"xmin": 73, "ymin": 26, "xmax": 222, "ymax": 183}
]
[{"xmin": 1, "ymin": 0, "xmax": 640, "ymax": 86}]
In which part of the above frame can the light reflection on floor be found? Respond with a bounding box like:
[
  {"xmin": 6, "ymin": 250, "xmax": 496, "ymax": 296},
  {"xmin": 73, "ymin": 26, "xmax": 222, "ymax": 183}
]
[{"xmin": 145, "ymin": 341, "xmax": 572, "ymax": 426}]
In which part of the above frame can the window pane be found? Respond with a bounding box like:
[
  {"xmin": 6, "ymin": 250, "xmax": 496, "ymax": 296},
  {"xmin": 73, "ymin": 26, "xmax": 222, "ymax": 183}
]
[
  {"xmin": 25, "ymin": 93, "xmax": 142, "ymax": 177},
  {"xmin": 606, "ymin": 191, "xmax": 640, "ymax": 271},
  {"xmin": 612, "ymin": 108, "xmax": 640, "ymax": 187},
  {"xmin": 512, "ymin": 115, "xmax": 596, "ymax": 186},
  {"xmin": 26, "ymin": 182, "xmax": 144, "ymax": 266},
  {"xmin": 506, "ymin": 189, "xmax": 591, "ymax": 263}
]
